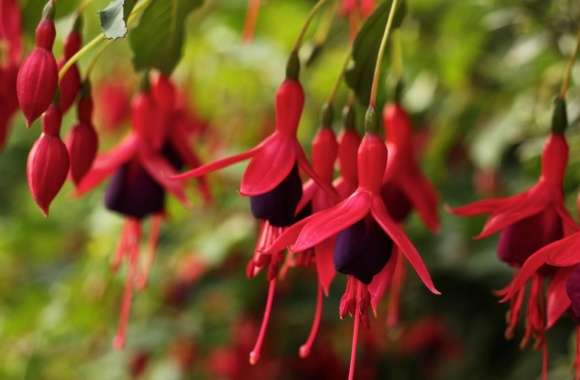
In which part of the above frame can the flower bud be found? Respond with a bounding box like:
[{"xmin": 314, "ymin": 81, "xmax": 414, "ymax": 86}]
[
  {"xmin": 27, "ymin": 105, "xmax": 70, "ymax": 215},
  {"xmin": 58, "ymin": 29, "xmax": 82, "ymax": 112},
  {"xmin": 67, "ymin": 121, "xmax": 98, "ymax": 186}
]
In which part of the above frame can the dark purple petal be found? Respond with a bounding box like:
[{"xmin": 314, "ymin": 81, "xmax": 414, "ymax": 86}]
[
  {"xmin": 381, "ymin": 183, "xmax": 412, "ymax": 222},
  {"xmin": 250, "ymin": 164, "xmax": 302, "ymax": 227},
  {"xmin": 566, "ymin": 264, "xmax": 580, "ymax": 321},
  {"xmin": 334, "ymin": 216, "xmax": 393, "ymax": 284}
]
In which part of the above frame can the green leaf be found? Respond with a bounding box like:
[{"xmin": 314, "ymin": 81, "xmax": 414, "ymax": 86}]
[
  {"xmin": 344, "ymin": 0, "xmax": 406, "ymax": 106},
  {"xmin": 99, "ymin": 0, "xmax": 137, "ymax": 39},
  {"xmin": 129, "ymin": 0, "xmax": 203, "ymax": 74}
]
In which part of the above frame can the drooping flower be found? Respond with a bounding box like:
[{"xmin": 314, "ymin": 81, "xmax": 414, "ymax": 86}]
[
  {"xmin": 16, "ymin": 0, "xmax": 58, "ymax": 125},
  {"xmin": 58, "ymin": 17, "xmax": 82, "ymax": 113},
  {"xmin": 247, "ymin": 112, "xmax": 340, "ymax": 364},
  {"xmin": 264, "ymin": 130, "xmax": 440, "ymax": 379},
  {"xmin": 450, "ymin": 97, "xmax": 577, "ymax": 377},
  {"xmin": 333, "ymin": 105, "xmax": 361, "ymax": 199},
  {"xmin": 76, "ymin": 73, "xmax": 211, "ymax": 349},
  {"xmin": 94, "ymin": 78, "xmax": 132, "ymax": 131},
  {"xmin": 173, "ymin": 58, "xmax": 337, "ymax": 227},
  {"xmin": 66, "ymin": 81, "xmax": 99, "ymax": 186},
  {"xmin": 26, "ymin": 103, "xmax": 69, "ymax": 215}
]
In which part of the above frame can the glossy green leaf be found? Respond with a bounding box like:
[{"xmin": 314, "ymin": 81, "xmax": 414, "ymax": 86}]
[
  {"xmin": 129, "ymin": 0, "xmax": 203, "ymax": 74},
  {"xmin": 344, "ymin": 0, "xmax": 406, "ymax": 106}
]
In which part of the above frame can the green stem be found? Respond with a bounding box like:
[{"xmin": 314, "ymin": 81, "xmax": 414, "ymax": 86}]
[
  {"xmin": 58, "ymin": 0, "xmax": 153, "ymax": 81},
  {"xmin": 326, "ymin": 48, "xmax": 353, "ymax": 104},
  {"xmin": 368, "ymin": 0, "xmax": 401, "ymax": 108},
  {"xmin": 560, "ymin": 27, "xmax": 580, "ymax": 98},
  {"xmin": 292, "ymin": 0, "xmax": 328, "ymax": 53}
]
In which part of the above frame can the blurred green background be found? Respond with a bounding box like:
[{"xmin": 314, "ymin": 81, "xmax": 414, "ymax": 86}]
[{"xmin": 1, "ymin": 0, "xmax": 580, "ymax": 379}]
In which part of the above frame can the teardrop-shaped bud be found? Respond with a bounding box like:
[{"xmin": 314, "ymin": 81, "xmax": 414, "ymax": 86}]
[
  {"xmin": 311, "ymin": 127, "xmax": 338, "ymax": 183},
  {"xmin": 34, "ymin": 18, "xmax": 55, "ymax": 51},
  {"xmin": 337, "ymin": 128, "xmax": 361, "ymax": 185},
  {"xmin": 67, "ymin": 122, "xmax": 98, "ymax": 185},
  {"xmin": 334, "ymin": 216, "xmax": 393, "ymax": 284},
  {"xmin": 27, "ymin": 105, "xmax": 69, "ymax": 215},
  {"xmin": 250, "ymin": 164, "xmax": 302, "ymax": 227},
  {"xmin": 16, "ymin": 47, "xmax": 58, "ymax": 124}
]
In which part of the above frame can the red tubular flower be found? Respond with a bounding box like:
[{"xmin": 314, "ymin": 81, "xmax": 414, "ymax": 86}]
[
  {"xmin": 16, "ymin": 0, "xmax": 58, "ymax": 125},
  {"xmin": 264, "ymin": 131, "xmax": 439, "ymax": 380},
  {"xmin": 94, "ymin": 79, "xmax": 132, "ymax": 131},
  {"xmin": 0, "ymin": 0, "xmax": 22, "ymax": 62},
  {"xmin": 173, "ymin": 77, "xmax": 337, "ymax": 225},
  {"xmin": 450, "ymin": 98, "xmax": 577, "ymax": 378},
  {"xmin": 66, "ymin": 81, "xmax": 98, "ymax": 186},
  {"xmin": 76, "ymin": 74, "xmax": 211, "ymax": 349},
  {"xmin": 58, "ymin": 18, "xmax": 82, "ymax": 113},
  {"xmin": 382, "ymin": 103, "xmax": 439, "ymax": 230},
  {"xmin": 334, "ymin": 106, "xmax": 361, "ymax": 199},
  {"xmin": 341, "ymin": 0, "xmax": 376, "ymax": 39},
  {"xmin": 27, "ymin": 104, "xmax": 69, "ymax": 215}
]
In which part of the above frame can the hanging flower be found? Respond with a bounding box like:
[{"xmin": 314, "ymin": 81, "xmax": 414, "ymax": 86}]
[
  {"xmin": 334, "ymin": 105, "xmax": 361, "ymax": 199},
  {"xmin": 263, "ymin": 130, "xmax": 440, "ymax": 379},
  {"xmin": 450, "ymin": 97, "xmax": 577, "ymax": 377},
  {"xmin": 173, "ymin": 60, "xmax": 337, "ymax": 228},
  {"xmin": 76, "ymin": 73, "xmax": 211, "ymax": 349},
  {"xmin": 94, "ymin": 77, "xmax": 132, "ymax": 132}
]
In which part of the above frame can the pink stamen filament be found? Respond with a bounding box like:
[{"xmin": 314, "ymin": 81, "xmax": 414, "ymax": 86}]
[
  {"xmin": 111, "ymin": 222, "xmax": 130, "ymax": 271},
  {"xmin": 541, "ymin": 341, "xmax": 548, "ymax": 380},
  {"xmin": 249, "ymin": 278, "xmax": 277, "ymax": 365},
  {"xmin": 299, "ymin": 283, "xmax": 324, "ymax": 358},
  {"xmin": 136, "ymin": 214, "xmax": 163, "ymax": 290},
  {"xmin": 113, "ymin": 219, "xmax": 141, "ymax": 350},
  {"xmin": 348, "ymin": 282, "xmax": 362, "ymax": 380},
  {"xmin": 575, "ymin": 327, "xmax": 580, "ymax": 380}
]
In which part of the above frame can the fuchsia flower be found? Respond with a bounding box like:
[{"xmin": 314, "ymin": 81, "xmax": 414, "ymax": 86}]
[
  {"xmin": 76, "ymin": 73, "xmax": 211, "ymax": 349},
  {"xmin": 247, "ymin": 116, "xmax": 340, "ymax": 364},
  {"xmin": 450, "ymin": 97, "xmax": 577, "ymax": 378},
  {"xmin": 16, "ymin": 0, "xmax": 58, "ymax": 125},
  {"xmin": 264, "ymin": 129, "xmax": 440, "ymax": 380},
  {"xmin": 173, "ymin": 63, "xmax": 337, "ymax": 227},
  {"xmin": 94, "ymin": 79, "xmax": 132, "ymax": 131},
  {"xmin": 0, "ymin": 0, "xmax": 22, "ymax": 149},
  {"xmin": 334, "ymin": 106, "xmax": 362, "ymax": 199},
  {"xmin": 341, "ymin": 0, "xmax": 376, "ymax": 39}
]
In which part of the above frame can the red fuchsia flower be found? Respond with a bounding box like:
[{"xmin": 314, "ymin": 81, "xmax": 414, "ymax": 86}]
[
  {"xmin": 94, "ymin": 78, "xmax": 132, "ymax": 132},
  {"xmin": 0, "ymin": 0, "xmax": 22, "ymax": 150},
  {"xmin": 66, "ymin": 81, "xmax": 98, "ymax": 186},
  {"xmin": 247, "ymin": 111, "xmax": 339, "ymax": 364},
  {"xmin": 58, "ymin": 17, "xmax": 82, "ymax": 113},
  {"xmin": 341, "ymin": 0, "xmax": 376, "ymax": 40},
  {"xmin": 173, "ymin": 56, "xmax": 337, "ymax": 228},
  {"xmin": 264, "ymin": 129, "xmax": 440, "ymax": 380},
  {"xmin": 76, "ymin": 73, "xmax": 210, "ymax": 349},
  {"xmin": 27, "ymin": 103, "xmax": 69, "ymax": 215},
  {"xmin": 16, "ymin": 0, "xmax": 58, "ymax": 125},
  {"xmin": 450, "ymin": 97, "xmax": 577, "ymax": 377}
]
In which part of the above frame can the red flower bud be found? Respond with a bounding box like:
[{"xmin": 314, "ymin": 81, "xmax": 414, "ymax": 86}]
[
  {"xmin": 27, "ymin": 105, "xmax": 69, "ymax": 215},
  {"xmin": 275, "ymin": 79, "xmax": 304, "ymax": 137},
  {"xmin": 311, "ymin": 127, "xmax": 338, "ymax": 183},
  {"xmin": 357, "ymin": 133, "xmax": 387, "ymax": 193},
  {"xmin": 17, "ymin": 16, "xmax": 57, "ymax": 124},
  {"xmin": 58, "ymin": 30, "xmax": 82, "ymax": 112}
]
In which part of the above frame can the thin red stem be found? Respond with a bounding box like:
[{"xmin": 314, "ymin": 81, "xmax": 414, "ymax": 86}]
[{"xmin": 348, "ymin": 283, "xmax": 362, "ymax": 380}]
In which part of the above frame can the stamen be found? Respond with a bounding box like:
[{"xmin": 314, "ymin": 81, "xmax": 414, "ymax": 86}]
[
  {"xmin": 348, "ymin": 282, "xmax": 362, "ymax": 380},
  {"xmin": 541, "ymin": 342, "xmax": 548, "ymax": 380},
  {"xmin": 249, "ymin": 279, "xmax": 277, "ymax": 365},
  {"xmin": 387, "ymin": 252, "xmax": 406, "ymax": 328},
  {"xmin": 505, "ymin": 286, "xmax": 525, "ymax": 340},
  {"xmin": 136, "ymin": 214, "xmax": 163, "ymax": 290},
  {"xmin": 299, "ymin": 283, "xmax": 324, "ymax": 358},
  {"xmin": 242, "ymin": 0, "xmax": 261, "ymax": 43},
  {"xmin": 112, "ymin": 221, "xmax": 130, "ymax": 271}
]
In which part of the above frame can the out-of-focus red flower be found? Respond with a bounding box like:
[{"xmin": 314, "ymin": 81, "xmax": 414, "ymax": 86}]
[
  {"xmin": 94, "ymin": 79, "xmax": 132, "ymax": 132},
  {"xmin": 128, "ymin": 351, "xmax": 150, "ymax": 379}
]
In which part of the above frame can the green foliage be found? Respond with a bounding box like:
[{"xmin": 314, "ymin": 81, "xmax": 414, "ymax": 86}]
[{"xmin": 129, "ymin": 0, "xmax": 203, "ymax": 74}]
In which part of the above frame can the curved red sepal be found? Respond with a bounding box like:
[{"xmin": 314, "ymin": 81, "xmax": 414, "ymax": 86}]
[
  {"xmin": 315, "ymin": 238, "xmax": 336, "ymax": 296},
  {"xmin": 241, "ymin": 134, "xmax": 296, "ymax": 196},
  {"xmin": 296, "ymin": 179, "xmax": 316, "ymax": 214},
  {"xmin": 76, "ymin": 134, "xmax": 139, "ymax": 195},
  {"xmin": 371, "ymin": 196, "xmax": 441, "ymax": 295},
  {"xmin": 138, "ymin": 149, "xmax": 190, "ymax": 206},
  {"xmin": 546, "ymin": 267, "xmax": 573, "ymax": 328},
  {"xmin": 502, "ymin": 232, "xmax": 580, "ymax": 301},
  {"xmin": 449, "ymin": 195, "xmax": 519, "ymax": 216},
  {"xmin": 260, "ymin": 217, "xmax": 311, "ymax": 255},
  {"xmin": 172, "ymin": 144, "xmax": 262, "ymax": 180},
  {"xmin": 292, "ymin": 190, "xmax": 371, "ymax": 252}
]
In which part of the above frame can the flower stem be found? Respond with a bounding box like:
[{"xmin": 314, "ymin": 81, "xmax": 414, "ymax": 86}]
[
  {"xmin": 314, "ymin": 0, "xmax": 338, "ymax": 45},
  {"xmin": 326, "ymin": 48, "xmax": 353, "ymax": 105},
  {"xmin": 292, "ymin": 0, "xmax": 328, "ymax": 53},
  {"xmin": 560, "ymin": 27, "xmax": 580, "ymax": 98},
  {"xmin": 369, "ymin": 0, "xmax": 401, "ymax": 108},
  {"xmin": 58, "ymin": 0, "xmax": 153, "ymax": 81}
]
